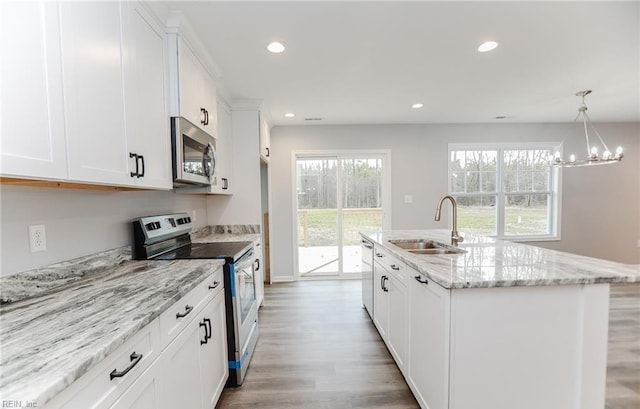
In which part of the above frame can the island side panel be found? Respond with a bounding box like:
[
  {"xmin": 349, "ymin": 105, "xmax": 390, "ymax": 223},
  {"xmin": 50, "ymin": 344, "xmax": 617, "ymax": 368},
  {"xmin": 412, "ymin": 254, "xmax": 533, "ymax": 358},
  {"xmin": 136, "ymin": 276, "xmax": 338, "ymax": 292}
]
[{"xmin": 447, "ymin": 284, "xmax": 610, "ymax": 409}]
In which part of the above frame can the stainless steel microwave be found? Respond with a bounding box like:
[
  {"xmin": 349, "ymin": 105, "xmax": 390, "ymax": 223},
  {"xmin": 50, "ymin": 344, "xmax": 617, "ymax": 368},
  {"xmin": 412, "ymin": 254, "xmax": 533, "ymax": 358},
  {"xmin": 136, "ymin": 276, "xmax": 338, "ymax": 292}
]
[{"xmin": 171, "ymin": 117, "xmax": 217, "ymax": 187}]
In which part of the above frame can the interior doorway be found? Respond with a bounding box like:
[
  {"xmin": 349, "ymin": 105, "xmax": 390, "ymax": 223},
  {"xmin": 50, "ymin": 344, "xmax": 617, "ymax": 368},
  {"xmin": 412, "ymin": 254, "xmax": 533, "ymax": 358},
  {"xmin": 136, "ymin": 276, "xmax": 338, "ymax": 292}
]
[{"xmin": 294, "ymin": 152, "xmax": 389, "ymax": 280}]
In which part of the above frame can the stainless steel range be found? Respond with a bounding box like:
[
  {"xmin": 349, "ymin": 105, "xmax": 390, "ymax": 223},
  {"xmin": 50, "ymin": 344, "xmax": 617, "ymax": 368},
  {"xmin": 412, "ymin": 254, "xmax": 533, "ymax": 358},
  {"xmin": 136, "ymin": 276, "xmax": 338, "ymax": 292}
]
[{"xmin": 132, "ymin": 213, "xmax": 259, "ymax": 387}]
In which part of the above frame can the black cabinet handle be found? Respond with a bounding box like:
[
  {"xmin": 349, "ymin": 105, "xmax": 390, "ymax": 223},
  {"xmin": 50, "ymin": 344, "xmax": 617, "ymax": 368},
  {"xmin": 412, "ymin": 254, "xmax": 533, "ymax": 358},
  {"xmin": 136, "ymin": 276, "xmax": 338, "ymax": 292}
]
[
  {"xmin": 129, "ymin": 152, "xmax": 138, "ymax": 177},
  {"xmin": 200, "ymin": 108, "xmax": 207, "ymax": 125},
  {"xmin": 382, "ymin": 276, "xmax": 389, "ymax": 292},
  {"xmin": 266, "ymin": 147, "xmax": 270, "ymax": 157},
  {"xmin": 110, "ymin": 352, "xmax": 142, "ymax": 380},
  {"xmin": 390, "ymin": 264, "xmax": 400, "ymax": 271},
  {"xmin": 375, "ymin": 252, "xmax": 383, "ymax": 258},
  {"xmin": 208, "ymin": 281, "xmax": 220, "ymax": 290},
  {"xmin": 222, "ymin": 178, "xmax": 228, "ymax": 190},
  {"xmin": 137, "ymin": 155, "xmax": 145, "ymax": 178},
  {"xmin": 176, "ymin": 305, "xmax": 193, "ymax": 319},
  {"xmin": 204, "ymin": 318, "xmax": 212, "ymax": 340},
  {"xmin": 205, "ymin": 109, "xmax": 209, "ymax": 125},
  {"xmin": 254, "ymin": 258, "xmax": 260, "ymax": 271},
  {"xmin": 414, "ymin": 275, "xmax": 429, "ymax": 285},
  {"xmin": 361, "ymin": 241, "xmax": 373, "ymax": 249},
  {"xmin": 199, "ymin": 321, "xmax": 208, "ymax": 345}
]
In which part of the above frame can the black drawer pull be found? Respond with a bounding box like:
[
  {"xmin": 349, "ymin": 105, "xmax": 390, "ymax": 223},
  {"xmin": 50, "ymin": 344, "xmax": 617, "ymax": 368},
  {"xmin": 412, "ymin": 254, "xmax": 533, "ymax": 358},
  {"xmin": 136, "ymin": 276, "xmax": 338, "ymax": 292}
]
[
  {"xmin": 204, "ymin": 318, "xmax": 212, "ymax": 340},
  {"xmin": 176, "ymin": 305, "xmax": 193, "ymax": 319},
  {"xmin": 208, "ymin": 281, "xmax": 220, "ymax": 290},
  {"xmin": 382, "ymin": 275, "xmax": 389, "ymax": 292},
  {"xmin": 375, "ymin": 252, "xmax": 383, "ymax": 258},
  {"xmin": 390, "ymin": 264, "xmax": 400, "ymax": 271},
  {"xmin": 414, "ymin": 275, "xmax": 429, "ymax": 285},
  {"xmin": 199, "ymin": 321, "xmax": 208, "ymax": 345},
  {"xmin": 129, "ymin": 152, "xmax": 138, "ymax": 177},
  {"xmin": 266, "ymin": 147, "xmax": 270, "ymax": 157},
  {"xmin": 138, "ymin": 154, "xmax": 145, "ymax": 178},
  {"xmin": 110, "ymin": 352, "xmax": 142, "ymax": 380}
]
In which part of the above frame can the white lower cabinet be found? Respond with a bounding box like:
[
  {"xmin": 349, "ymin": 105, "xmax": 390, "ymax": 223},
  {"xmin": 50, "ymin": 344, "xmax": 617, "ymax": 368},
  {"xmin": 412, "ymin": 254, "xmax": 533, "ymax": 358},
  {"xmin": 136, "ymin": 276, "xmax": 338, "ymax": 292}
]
[
  {"xmin": 199, "ymin": 292, "xmax": 228, "ymax": 409},
  {"xmin": 373, "ymin": 247, "xmax": 408, "ymax": 373},
  {"xmin": 110, "ymin": 360, "xmax": 163, "ymax": 409},
  {"xmin": 373, "ymin": 263, "xmax": 389, "ymax": 340},
  {"xmin": 407, "ymin": 272, "xmax": 450, "ymax": 409},
  {"xmin": 159, "ymin": 290, "xmax": 227, "ymax": 409}
]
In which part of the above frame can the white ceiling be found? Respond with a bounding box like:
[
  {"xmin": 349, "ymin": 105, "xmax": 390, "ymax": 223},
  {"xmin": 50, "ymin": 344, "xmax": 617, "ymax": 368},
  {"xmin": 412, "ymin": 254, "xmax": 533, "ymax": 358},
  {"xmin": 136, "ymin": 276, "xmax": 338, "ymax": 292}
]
[{"xmin": 165, "ymin": 1, "xmax": 640, "ymax": 126}]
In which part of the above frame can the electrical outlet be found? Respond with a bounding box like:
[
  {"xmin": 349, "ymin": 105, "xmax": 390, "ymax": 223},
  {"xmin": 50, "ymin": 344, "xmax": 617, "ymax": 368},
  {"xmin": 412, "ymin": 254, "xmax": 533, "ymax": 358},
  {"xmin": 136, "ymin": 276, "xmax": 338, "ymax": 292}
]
[{"xmin": 29, "ymin": 224, "xmax": 47, "ymax": 252}]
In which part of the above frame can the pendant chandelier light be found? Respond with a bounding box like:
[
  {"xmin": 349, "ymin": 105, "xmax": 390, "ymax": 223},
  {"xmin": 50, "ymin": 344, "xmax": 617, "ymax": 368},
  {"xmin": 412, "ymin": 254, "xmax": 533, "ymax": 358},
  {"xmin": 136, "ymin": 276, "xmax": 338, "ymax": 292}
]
[{"xmin": 550, "ymin": 90, "xmax": 623, "ymax": 168}]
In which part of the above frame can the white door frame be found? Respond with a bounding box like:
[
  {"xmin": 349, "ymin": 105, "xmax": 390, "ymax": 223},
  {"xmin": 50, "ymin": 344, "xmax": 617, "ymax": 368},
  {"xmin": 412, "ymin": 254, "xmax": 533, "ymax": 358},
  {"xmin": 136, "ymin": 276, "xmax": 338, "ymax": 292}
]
[{"xmin": 291, "ymin": 149, "xmax": 392, "ymax": 281}]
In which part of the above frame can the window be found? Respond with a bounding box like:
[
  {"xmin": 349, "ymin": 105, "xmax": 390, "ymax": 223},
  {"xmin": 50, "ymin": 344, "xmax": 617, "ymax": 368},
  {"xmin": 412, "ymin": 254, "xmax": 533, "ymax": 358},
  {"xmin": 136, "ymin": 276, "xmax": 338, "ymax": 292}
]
[{"xmin": 449, "ymin": 144, "xmax": 560, "ymax": 240}]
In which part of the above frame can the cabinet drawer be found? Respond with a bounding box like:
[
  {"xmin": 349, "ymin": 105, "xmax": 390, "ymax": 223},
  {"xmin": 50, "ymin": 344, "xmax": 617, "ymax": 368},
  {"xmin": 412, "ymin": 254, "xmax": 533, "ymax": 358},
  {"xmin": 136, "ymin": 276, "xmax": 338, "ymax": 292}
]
[
  {"xmin": 374, "ymin": 246, "xmax": 408, "ymax": 285},
  {"xmin": 47, "ymin": 320, "xmax": 160, "ymax": 409},
  {"xmin": 158, "ymin": 267, "xmax": 223, "ymax": 349}
]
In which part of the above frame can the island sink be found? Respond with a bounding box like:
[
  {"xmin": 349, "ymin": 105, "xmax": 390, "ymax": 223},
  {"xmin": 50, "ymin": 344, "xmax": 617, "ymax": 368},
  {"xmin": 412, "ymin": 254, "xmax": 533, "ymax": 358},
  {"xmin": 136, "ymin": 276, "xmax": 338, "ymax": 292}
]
[{"xmin": 388, "ymin": 239, "xmax": 466, "ymax": 254}]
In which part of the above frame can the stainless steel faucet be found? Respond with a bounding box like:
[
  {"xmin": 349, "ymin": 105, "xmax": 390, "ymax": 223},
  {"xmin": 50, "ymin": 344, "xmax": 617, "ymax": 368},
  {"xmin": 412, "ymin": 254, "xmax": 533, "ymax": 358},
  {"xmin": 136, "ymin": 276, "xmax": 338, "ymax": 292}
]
[{"xmin": 434, "ymin": 195, "xmax": 464, "ymax": 246}]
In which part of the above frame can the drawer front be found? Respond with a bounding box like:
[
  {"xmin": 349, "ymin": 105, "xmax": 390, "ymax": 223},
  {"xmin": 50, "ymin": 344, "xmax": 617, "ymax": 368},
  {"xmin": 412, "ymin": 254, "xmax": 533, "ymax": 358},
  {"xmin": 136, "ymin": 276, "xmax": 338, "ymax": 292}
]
[
  {"xmin": 158, "ymin": 267, "xmax": 223, "ymax": 349},
  {"xmin": 374, "ymin": 246, "xmax": 407, "ymax": 285},
  {"xmin": 48, "ymin": 320, "xmax": 160, "ymax": 409}
]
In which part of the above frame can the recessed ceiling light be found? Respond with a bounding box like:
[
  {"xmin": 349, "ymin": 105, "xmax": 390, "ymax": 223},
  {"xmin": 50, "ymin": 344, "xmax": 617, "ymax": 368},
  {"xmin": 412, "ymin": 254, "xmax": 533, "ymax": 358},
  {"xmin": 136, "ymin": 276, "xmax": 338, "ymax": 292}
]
[
  {"xmin": 411, "ymin": 103, "xmax": 424, "ymax": 109},
  {"xmin": 478, "ymin": 41, "xmax": 498, "ymax": 52},
  {"xmin": 284, "ymin": 112, "xmax": 295, "ymax": 118},
  {"xmin": 267, "ymin": 41, "xmax": 285, "ymax": 53}
]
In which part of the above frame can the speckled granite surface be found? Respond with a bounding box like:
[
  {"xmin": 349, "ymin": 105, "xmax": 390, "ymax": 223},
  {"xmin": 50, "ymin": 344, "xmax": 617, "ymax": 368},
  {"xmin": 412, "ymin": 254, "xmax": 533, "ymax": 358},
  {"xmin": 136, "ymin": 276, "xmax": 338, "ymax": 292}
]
[
  {"xmin": 192, "ymin": 225, "xmax": 262, "ymax": 244},
  {"xmin": 362, "ymin": 229, "xmax": 640, "ymax": 289},
  {"xmin": 0, "ymin": 257, "xmax": 224, "ymax": 406}
]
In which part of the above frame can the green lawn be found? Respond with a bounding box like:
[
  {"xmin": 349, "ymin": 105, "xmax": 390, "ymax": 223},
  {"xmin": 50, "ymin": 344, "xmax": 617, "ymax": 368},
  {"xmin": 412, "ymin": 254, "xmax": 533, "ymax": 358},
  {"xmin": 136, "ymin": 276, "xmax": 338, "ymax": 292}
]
[{"xmin": 297, "ymin": 206, "xmax": 548, "ymax": 246}]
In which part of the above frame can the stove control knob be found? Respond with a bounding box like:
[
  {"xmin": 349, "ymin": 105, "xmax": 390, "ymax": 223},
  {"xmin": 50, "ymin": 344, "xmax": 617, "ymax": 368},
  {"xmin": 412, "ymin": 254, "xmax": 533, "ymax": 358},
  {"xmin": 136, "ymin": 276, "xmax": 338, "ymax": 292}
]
[
  {"xmin": 145, "ymin": 221, "xmax": 161, "ymax": 231},
  {"xmin": 177, "ymin": 217, "xmax": 192, "ymax": 225}
]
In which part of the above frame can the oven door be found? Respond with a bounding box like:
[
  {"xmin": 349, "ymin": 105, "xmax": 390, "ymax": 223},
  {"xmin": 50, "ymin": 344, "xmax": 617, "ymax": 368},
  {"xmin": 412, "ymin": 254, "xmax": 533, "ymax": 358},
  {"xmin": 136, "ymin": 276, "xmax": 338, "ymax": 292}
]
[
  {"xmin": 232, "ymin": 249, "xmax": 259, "ymax": 354},
  {"xmin": 171, "ymin": 117, "xmax": 216, "ymax": 186}
]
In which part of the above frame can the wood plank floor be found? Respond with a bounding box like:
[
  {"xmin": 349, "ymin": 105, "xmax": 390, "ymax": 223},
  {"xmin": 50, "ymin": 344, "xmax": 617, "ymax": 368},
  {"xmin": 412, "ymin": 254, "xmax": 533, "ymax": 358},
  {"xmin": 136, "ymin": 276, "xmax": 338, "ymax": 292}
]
[{"xmin": 216, "ymin": 281, "xmax": 639, "ymax": 409}]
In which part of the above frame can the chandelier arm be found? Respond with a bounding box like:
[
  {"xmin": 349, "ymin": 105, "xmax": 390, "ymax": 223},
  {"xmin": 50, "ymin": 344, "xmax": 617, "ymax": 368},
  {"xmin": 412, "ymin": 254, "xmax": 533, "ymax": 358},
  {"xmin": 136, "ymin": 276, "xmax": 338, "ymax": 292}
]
[
  {"xmin": 581, "ymin": 113, "xmax": 592, "ymax": 157},
  {"xmin": 582, "ymin": 111, "xmax": 611, "ymax": 153}
]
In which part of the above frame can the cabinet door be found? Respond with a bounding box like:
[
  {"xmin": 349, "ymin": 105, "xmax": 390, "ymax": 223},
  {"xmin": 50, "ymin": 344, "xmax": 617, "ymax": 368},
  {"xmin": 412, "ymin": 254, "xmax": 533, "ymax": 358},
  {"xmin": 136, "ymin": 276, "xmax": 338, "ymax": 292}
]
[
  {"xmin": 373, "ymin": 263, "xmax": 389, "ymax": 340},
  {"xmin": 110, "ymin": 361, "xmax": 162, "ymax": 409},
  {"xmin": 254, "ymin": 241, "xmax": 265, "ymax": 307},
  {"xmin": 259, "ymin": 115, "xmax": 270, "ymax": 162},
  {"xmin": 60, "ymin": 1, "xmax": 130, "ymax": 186},
  {"xmin": 199, "ymin": 293, "xmax": 228, "ymax": 409},
  {"xmin": 213, "ymin": 97, "xmax": 233, "ymax": 194},
  {"xmin": 0, "ymin": 1, "xmax": 67, "ymax": 179},
  {"xmin": 121, "ymin": 2, "xmax": 171, "ymax": 189},
  {"xmin": 158, "ymin": 319, "xmax": 203, "ymax": 409},
  {"xmin": 388, "ymin": 273, "xmax": 408, "ymax": 373},
  {"xmin": 407, "ymin": 273, "xmax": 450, "ymax": 409},
  {"xmin": 178, "ymin": 40, "xmax": 217, "ymax": 136}
]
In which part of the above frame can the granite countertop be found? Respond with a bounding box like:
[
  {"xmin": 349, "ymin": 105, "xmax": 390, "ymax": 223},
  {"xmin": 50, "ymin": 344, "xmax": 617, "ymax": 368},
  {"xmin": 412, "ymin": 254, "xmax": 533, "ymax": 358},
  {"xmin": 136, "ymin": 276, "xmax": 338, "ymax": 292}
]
[
  {"xmin": 362, "ymin": 229, "xmax": 640, "ymax": 289},
  {"xmin": 0, "ymin": 251, "xmax": 224, "ymax": 406},
  {"xmin": 192, "ymin": 225, "xmax": 262, "ymax": 244}
]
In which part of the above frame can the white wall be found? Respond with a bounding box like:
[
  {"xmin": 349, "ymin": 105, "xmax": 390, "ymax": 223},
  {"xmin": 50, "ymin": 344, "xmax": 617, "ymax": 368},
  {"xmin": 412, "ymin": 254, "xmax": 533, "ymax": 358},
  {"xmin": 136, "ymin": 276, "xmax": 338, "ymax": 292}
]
[
  {"xmin": 270, "ymin": 123, "xmax": 640, "ymax": 281},
  {"xmin": 0, "ymin": 186, "xmax": 208, "ymax": 276}
]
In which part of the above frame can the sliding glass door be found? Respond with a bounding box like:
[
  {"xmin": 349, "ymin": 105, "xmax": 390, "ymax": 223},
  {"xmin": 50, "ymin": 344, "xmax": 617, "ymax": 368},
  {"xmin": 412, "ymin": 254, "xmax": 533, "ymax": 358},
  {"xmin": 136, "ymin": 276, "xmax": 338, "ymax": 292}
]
[{"xmin": 295, "ymin": 153, "xmax": 387, "ymax": 279}]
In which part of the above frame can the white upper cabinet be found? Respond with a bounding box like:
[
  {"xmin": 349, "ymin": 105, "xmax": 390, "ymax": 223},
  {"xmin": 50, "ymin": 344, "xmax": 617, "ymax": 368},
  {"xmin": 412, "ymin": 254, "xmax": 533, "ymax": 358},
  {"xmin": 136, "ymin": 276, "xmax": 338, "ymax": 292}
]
[
  {"xmin": 60, "ymin": 1, "xmax": 130, "ymax": 186},
  {"xmin": 167, "ymin": 35, "xmax": 217, "ymax": 137},
  {"xmin": 212, "ymin": 97, "xmax": 233, "ymax": 194},
  {"xmin": 0, "ymin": 1, "xmax": 67, "ymax": 180},
  {"xmin": 1, "ymin": 1, "xmax": 171, "ymax": 189},
  {"xmin": 60, "ymin": 1, "xmax": 170, "ymax": 189},
  {"xmin": 259, "ymin": 115, "xmax": 271, "ymax": 163},
  {"xmin": 121, "ymin": 2, "xmax": 171, "ymax": 189}
]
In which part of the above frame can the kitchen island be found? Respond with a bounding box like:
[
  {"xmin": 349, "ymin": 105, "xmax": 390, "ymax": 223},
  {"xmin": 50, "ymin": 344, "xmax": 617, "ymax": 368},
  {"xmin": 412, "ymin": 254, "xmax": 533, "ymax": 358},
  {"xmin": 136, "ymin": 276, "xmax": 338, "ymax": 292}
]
[{"xmin": 361, "ymin": 229, "xmax": 639, "ymax": 409}]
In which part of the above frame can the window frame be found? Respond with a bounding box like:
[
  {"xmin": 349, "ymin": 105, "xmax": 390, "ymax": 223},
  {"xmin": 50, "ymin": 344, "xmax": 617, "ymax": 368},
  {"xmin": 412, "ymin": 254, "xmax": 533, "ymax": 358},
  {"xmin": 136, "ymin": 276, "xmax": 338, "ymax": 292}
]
[{"xmin": 448, "ymin": 142, "xmax": 562, "ymax": 241}]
